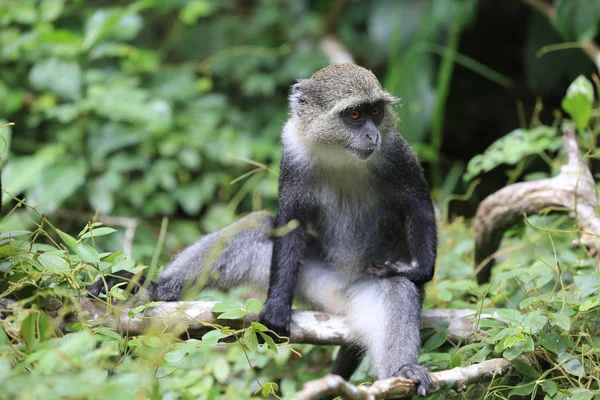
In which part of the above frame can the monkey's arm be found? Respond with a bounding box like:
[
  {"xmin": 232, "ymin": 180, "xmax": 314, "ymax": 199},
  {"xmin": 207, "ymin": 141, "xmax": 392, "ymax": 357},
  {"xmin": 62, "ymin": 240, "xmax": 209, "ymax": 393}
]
[
  {"xmin": 400, "ymin": 196, "xmax": 437, "ymax": 284},
  {"xmin": 372, "ymin": 151, "xmax": 437, "ymax": 284},
  {"xmin": 259, "ymin": 206, "xmax": 307, "ymax": 337},
  {"xmin": 367, "ymin": 200, "xmax": 436, "ymax": 284},
  {"xmin": 259, "ymin": 157, "xmax": 309, "ymax": 337}
]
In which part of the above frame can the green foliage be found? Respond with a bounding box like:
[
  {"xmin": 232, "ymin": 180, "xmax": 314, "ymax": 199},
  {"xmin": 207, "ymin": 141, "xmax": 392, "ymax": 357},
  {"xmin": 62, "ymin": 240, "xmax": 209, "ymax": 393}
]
[
  {"xmin": 562, "ymin": 75, "xmax": 594, "ymax": 132},
  {"xmin": 464, "ymin": 126, "xmax": 562, "ymax": 181},
  {"xmin": 2, "ymin": 1, "xmax": 600, "ymax": 399},
  {"xmin": 1, "ymin": 0, "xmax": 328, "ymax": 262}
]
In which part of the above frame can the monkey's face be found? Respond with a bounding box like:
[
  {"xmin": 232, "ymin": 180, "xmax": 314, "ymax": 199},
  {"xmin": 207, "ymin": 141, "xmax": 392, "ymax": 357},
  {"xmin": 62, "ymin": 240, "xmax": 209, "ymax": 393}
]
[
  {"xmin": 296, "ymin": 99, "xmax": 398, "ymax": 163},
  {"xmin": 289, "ymin": 63, "xmax": 399, "ymax": 163},
  {"xmin": 339, "ymin": 101, "xmax": 387, "ymax": 160}
]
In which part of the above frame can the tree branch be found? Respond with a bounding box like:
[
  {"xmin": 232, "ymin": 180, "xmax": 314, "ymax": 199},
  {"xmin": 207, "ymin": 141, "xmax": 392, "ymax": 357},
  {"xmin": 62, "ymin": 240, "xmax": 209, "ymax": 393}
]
[
  {"xmin": 72, "ymin": 299, "xmax": 485, "ymax": 345},
  {"xmin": 474, "ymin": 128, "xmax": 600, "ymax": 283},
  {"xmin": 294, "ymin": 356, "xmax": 529, "ymax": 399}
]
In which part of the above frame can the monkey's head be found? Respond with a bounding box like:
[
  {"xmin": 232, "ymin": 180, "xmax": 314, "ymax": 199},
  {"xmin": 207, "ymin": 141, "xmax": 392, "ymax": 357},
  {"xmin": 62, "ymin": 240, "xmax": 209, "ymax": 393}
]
[{"xmin": 289, "ymin": 63, "xmax": 399, "ymax": 162}]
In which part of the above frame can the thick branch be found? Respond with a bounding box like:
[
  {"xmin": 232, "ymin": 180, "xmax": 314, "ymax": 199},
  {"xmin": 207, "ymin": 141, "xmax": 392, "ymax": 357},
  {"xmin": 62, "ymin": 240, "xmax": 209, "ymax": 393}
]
[
  {"xmin": 72, "ymin": 299, "xmax": 483, "ymax": 344},
  {"xmin": 294, "ymin": 356, "xmax": 528, "ymax": 399},
  {"xmin": 474, "ymin": 129, "xmax": 600, "ymax": 283}
]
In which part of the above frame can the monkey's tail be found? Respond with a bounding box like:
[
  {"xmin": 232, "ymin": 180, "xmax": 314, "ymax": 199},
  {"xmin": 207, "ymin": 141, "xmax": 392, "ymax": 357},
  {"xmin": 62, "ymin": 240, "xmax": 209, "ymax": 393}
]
[{"xmin": 88, "ymin": 212, "xmax": 275, "ymax": 302}]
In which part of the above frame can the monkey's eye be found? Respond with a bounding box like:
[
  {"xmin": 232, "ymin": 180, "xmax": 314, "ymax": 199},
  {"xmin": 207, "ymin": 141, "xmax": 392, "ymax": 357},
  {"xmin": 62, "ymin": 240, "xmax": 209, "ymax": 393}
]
[
  {"xmin": 348, "ymin": 110, "xmax": 362, "ymax": 120},
  {"xmin": 371, "ymin": 107, "xmax": 382, "ymax": 117}
]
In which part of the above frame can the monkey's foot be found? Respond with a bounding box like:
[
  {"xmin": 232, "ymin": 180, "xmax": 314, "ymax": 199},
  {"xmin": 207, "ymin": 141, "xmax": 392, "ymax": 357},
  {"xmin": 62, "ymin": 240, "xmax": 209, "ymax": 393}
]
[{"xmin": 394, "ymin": 364, "xmax": 432, "ymax": 396}]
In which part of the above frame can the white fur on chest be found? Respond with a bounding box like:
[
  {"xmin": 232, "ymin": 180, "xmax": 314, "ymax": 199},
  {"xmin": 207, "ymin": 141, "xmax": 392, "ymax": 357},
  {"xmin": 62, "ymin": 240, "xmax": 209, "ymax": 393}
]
[{"xmin": 283, "ymin": 119, "xmax": 384, "ymax": 276}]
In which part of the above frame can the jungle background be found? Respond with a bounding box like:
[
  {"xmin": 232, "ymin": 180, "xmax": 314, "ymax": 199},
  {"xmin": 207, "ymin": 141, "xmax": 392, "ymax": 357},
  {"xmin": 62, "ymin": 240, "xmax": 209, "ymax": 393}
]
[{"xmin": 1, "ymin": 0, "xmax": 600, "ymax": 399}]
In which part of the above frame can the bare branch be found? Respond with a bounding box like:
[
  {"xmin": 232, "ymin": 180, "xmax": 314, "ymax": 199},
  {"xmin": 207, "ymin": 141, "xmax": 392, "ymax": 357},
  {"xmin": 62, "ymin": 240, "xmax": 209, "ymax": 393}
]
[
  {"xmin": 474, "ymin": 129, "xmax": 600, "ymax": 283},
  {"xmin": 294, "ymin": 356, "xmax": 529, "ymax": 399}
]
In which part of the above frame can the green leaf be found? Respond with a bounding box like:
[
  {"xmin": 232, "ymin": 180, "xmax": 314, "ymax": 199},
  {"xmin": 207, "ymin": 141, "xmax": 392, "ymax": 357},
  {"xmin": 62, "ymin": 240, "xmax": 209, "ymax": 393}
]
[
  {"xmin": 27, "ymin": 158, "xmax": 88, "ymax": 214},
  {"xmin": 217, "ymin": 309, "xmax": 246, "ymax": 320},
  {"xmin": 80, "ymin": 227, "xmax": 117, "ymax": 239},
  {"xmin": 40, "ymin": 0, "xmax": 64, "ymax": 22},
  {"xmin": 557, "ymin": 352, "xmax": 585, "ymax": 377},
  {"xmin": 539, "ymin": 329, "xmax": 566, "ymax": 354},
  {"xmin": 422, "ymin": 332, "xmax": 447, "ymax": 352},
  {"xmin": 212, "ymin": 357, "xmax": 230, "ymax": 383},
  {"xmin": 38, "ymin": 254, "xmax": 70, "ymax": 274},
  {"xmin": 579, "ymin": 296, "xmax": 600, "ymax": 311},
  {"xmin": 77, "ymin": 243, "xmax": 100, "ymax": 264},
  {"xmin": 251, "ymin": 322, "xmax": 268, "ymax": 331},
  {"xmin": 84, "ymin": 9, "xmax": 143, "ymax": 49},
  {"xmin": 503, "ymin": 336, "xmax": 534, "ymax": 360},
  {"xmin": 513, "ymin": 362, "xmax": 541, "ymax": 379},
  {"xmin": 567, "ymin": 388, "xmax": 593, "ymax": 400},
  {"xmin": 258, "ymin": 332, "xmax": 278, "ymax": 353},
  {"xmin": 561, "ymin": 75, "xmax": 594, "ymax": 132},
  {"xmin": 553, "ymin": 0, "xmax": 600, "ymax": 41},
  {"xmin": 94, "ymin": 327, "xmax": 122, "ymax": 341},
  {"xmin": 495, "ymin": 308, "xmax": 523, "ymax": 324},
  {"xmin": 242, "ymin": 330, "xmax": 258, "ymax": 352},
  {"xmin": 549, "ymin": 313, "xmax": 571, "ymax": 331},
  {"xmin": 164, "ymin": 349, "xmax": 187, "ymax": 364},
  {"xmin": 245, "ymin": 298, "xmax": 263, "ymax": 313},
  {"xmin": 521, "ymin": 311, "xmax": 548, "ymax": 333},
  {"xmin": 28, "ymin": 58, "xmax": 82, "ymax": 100},
  {"xmin": 56, "ymin": 229, "xmax": 79, "ymax": 253},
  {"xmin": 508, "ymin": 381, "xmax": 535, "ymax": 398},
  {"xmin": 260, "ymin": 382, "xmax": 279, "ymax": 398},
  {"xmin": 127, "ymin": 305, "xmax": 146, "ymax": 317},
  {"xmin": 541, "ymin": 380, "xmax": 558, "ymax": 396},
  {"xmin": 201, "ymin": 330, "xmax": 228, "ymax": 345},
  {"xmin": 21, "ymin": 312, "xmax": 37, "ymax": 352},
  {"xmin": 465, "ymin": 126, "xmax": 560, "ymax": 181}
]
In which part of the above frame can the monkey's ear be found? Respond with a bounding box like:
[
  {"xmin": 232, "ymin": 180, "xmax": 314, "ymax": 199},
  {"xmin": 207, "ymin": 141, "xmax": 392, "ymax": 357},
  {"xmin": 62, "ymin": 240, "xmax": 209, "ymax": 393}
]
[{"xmin": 289, "ymin": 79, "xmax": 314, "ymax": 112}]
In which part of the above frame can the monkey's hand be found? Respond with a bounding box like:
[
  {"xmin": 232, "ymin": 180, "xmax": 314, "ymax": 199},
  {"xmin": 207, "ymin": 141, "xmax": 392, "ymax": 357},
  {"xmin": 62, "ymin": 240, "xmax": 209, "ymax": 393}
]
[
  {"xmin": 395, "ymin": 364, "xmax": 432, "ymax": 396},
  {"xmin": 366, "ymin": 260, "xmax": 412, "ymax": 278},
  {"xmin": 258, "ymin": 299, "xmax": 292, "ymax": 341}
]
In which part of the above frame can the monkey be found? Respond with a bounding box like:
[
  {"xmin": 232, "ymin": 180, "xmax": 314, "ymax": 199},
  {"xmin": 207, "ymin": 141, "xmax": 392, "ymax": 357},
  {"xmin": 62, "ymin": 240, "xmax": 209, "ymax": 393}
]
[{"xmin": 90, "ymin": 63, "xmax": 437, "ymax": 396}]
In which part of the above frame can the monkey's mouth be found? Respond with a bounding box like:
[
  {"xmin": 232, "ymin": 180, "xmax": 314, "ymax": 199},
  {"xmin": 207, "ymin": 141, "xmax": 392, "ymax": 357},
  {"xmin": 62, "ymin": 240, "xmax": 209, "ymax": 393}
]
[{"xmin": 346, "ymin": 145, "xmax": 377, "ymax": 160}]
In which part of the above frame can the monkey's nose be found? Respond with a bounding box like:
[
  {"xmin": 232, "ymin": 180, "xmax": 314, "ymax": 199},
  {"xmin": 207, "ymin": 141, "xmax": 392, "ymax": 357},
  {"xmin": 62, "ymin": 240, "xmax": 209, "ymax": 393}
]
[{"xmin": 366, "ymin": 132, "xmax": 380, "ymax": 145}]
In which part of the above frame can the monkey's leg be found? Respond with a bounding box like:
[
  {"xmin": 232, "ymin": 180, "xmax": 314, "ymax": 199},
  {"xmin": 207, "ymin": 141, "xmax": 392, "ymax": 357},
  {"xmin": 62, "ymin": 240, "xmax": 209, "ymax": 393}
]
[
  {"xmin": 295, "ymin": 263, "xmax": 366, "ymax": 380},
  {"xmin": 346, "ymin": 276, "xmax": 431, "ymax": 396}
]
